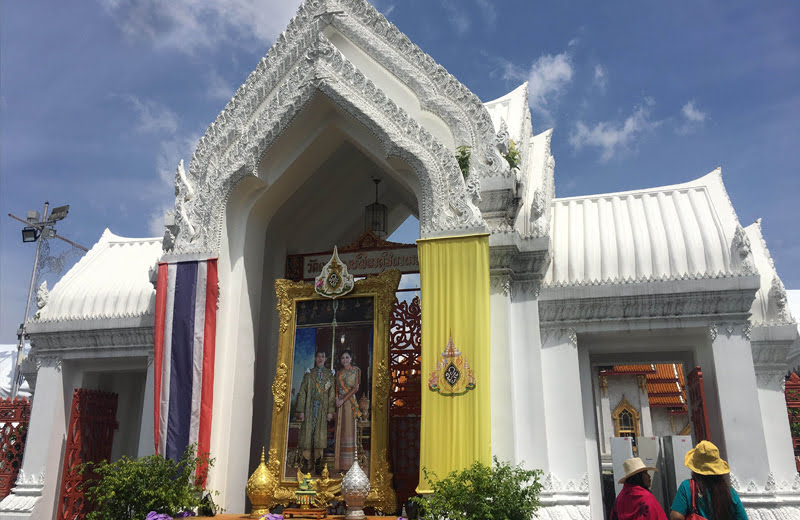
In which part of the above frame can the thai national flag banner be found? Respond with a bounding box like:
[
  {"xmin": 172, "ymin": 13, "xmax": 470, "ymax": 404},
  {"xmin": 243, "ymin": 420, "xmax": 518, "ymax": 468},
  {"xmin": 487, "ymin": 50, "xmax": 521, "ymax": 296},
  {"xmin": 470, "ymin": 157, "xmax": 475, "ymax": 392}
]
[{"xmin": 153, "ymin": 259, "xmax": 218, "ymax": 480}]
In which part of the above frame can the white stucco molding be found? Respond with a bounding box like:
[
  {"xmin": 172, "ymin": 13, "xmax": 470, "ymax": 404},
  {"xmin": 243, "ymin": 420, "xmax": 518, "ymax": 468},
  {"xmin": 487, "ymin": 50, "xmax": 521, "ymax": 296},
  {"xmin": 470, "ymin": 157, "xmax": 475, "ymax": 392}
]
[
  {"xmin": 535, "ymin": 472, "xmax": 591, "ymax": 520},
  {"xmin": 751, "ymin": 323, "xmax": 798, "ymax": 391},
  {"xmin": 730, "ymin": 472, "xmax": 800, "ymax": 518},
  {"xmin": 0, "ymin": 469, "xmax": 46, "ymax": 517},
  {"xmin": 165, "ymin": 0, "xmax": 506, "ymax": 255},
  {"xmin": 488, "ymin": 234, "xmax": 550, "ymax": 299},
  {"xmin": 26, "ymin": 316, "xmax": 154, "ymax": 363},
  {"xmin": 539, "ymin": 275, "xmax": 760, "ymax": 326}
]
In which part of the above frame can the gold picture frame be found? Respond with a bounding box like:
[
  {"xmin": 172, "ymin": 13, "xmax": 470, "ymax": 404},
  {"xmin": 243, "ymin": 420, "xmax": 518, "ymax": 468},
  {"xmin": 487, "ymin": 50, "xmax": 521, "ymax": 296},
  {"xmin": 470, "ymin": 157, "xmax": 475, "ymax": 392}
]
[{"xmin": 265, "ymin": 269, "xmax": 400, "ymax": 512}]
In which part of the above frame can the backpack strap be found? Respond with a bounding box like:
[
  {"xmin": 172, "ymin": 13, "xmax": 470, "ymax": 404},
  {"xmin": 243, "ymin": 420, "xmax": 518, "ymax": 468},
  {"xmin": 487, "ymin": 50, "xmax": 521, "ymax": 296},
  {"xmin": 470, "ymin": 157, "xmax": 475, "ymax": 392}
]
[{"xmin": 690, "ymin": 479, "xmax": 698, "ymax": 513}]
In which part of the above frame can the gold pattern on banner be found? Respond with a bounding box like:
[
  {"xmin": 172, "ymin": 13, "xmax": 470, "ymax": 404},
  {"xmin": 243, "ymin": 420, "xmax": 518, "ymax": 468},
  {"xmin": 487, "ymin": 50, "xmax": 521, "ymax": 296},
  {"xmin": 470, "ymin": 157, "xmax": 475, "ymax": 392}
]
[{"xmin": 428, "ymin": 333, "xmax": 476, "ymax": 396}]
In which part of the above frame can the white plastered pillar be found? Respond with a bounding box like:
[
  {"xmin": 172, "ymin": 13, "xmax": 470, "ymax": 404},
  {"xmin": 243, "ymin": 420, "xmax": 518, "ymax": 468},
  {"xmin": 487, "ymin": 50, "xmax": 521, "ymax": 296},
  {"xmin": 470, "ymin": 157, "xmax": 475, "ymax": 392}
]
[
  {"xmin": 709, "ymin": 321, "xmax": 770, "ymax": 487},
  {"xmin": 490, "ymin": 273, "xmax": 516, "ymax": 463},
  {"xmin": 541, "ymin": 328, "xmax": 586, "ymax": 481},
  {"xmin": 751, "ymin": 324, "xmax": 798, "ymax": 486},
  {"xmin": 540, "ymin": 327, "xmax": 593, "ymax": 516},
  {"xmin": 597, "ymin": 375, "xmax": 613, "ymax": 455},
  {"xmin": 509, "ymin": 283, "xmax": 547, "ymax": 471},
  {"xmin": 0, "ymin": 358, "xmax": 66, "ymax": 520},
  {"xmin": 137, "ymin": 354, "xmax": 156, "ymax": 457},
  {"xmin": 639, "ymin": 377, "xmax": 654, "ymax": 437}
]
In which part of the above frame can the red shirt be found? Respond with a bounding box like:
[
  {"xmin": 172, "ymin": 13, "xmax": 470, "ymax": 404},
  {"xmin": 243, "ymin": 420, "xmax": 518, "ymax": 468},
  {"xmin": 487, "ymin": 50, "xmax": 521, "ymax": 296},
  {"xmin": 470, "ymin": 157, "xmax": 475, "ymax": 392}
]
[{"xmin": 611, "ymin": 482, "xmax": 668, "ymax": 520}]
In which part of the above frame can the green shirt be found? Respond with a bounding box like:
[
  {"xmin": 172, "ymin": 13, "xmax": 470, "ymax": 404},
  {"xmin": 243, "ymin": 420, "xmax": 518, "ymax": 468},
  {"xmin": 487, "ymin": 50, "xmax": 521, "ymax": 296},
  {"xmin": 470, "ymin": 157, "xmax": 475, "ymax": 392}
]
[{"xmin": 670, "ymin": 479, "xmax": 747, "ymax": 520}]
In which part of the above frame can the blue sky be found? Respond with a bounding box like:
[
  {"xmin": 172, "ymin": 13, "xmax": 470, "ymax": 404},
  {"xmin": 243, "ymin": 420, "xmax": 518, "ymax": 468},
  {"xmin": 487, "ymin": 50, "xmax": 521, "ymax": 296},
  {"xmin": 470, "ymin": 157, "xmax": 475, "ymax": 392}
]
[{"xmin": 1, "ymin": 0, "xmax": 798, "ymax": 340}]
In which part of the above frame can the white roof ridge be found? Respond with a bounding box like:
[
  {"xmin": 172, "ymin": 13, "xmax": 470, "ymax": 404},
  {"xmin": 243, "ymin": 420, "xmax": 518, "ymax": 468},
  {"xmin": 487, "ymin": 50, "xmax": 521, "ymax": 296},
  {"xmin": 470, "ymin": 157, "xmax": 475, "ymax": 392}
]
[
  {"xmin": 484, "ymin": 82, "xmax": 529, "ymax": 106},
  {"xmin": 554, "ymin": 167, "xmax": 722, "ymax": 202}
]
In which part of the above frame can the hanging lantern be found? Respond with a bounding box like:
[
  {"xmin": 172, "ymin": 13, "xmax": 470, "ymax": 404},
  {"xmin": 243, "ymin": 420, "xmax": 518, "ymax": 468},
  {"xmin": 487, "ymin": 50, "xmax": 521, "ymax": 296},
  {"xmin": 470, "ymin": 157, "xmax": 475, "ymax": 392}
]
[{"xmin": 364, "ymin": 178, "xmax": 387, "ymax": 237}]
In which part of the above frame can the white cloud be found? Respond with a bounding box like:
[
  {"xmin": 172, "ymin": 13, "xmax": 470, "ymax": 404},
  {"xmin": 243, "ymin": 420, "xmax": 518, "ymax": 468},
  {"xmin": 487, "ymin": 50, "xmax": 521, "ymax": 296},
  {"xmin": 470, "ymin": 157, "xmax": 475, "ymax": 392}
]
[
  {"xmin": 681, "ymin": 100, "xmax": 707, "ymax": 123},
  {"xmin": 528, "ymin": 52, "xmax": 574, "ymax": 118},
  {"xmin": 677, "ymin": 100, "xmax": 708, "ymax": 134},
  {"xmin": 146, "ymin": 132, "xmax": 201, "ymax": 237},
  {"xmin": 147, "ymin": 202, "xmax": 173, "ymax": 237},
  {"xmin": 593, "ymin": 64, "xmax": 607, "ymax": 90},
  {"xmin": 99, "ymin": 0, "xmax": 302, "ymax": 54},
  {"xmin": 570, "ymin": 98, "xmax": 660, "ymax": 161},
  {"xmin": 475, "ymin": 0, "xmax": 497, "ymax": 28},
  {"xmin": 156, "ymin": 133, "xmax": 201, "ymax": 187},
  {"xmin": 441, "ymin": 0, "xmax": 471, "ymax": 35},
  {"xmin": 124, "ymin": 96, "xmax": 179, "ymax": 135},
  {"xmin": 207, "ymin": 71, "xmax": 235, "ymax": 102}
]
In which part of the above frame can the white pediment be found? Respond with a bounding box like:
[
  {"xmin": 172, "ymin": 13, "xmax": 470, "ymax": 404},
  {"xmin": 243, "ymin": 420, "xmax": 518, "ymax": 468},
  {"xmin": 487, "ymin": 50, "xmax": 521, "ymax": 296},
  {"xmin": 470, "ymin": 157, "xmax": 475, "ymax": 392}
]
[{"xmin": 163, "ymin": 0, "xmax": 542, "ymax": 256}]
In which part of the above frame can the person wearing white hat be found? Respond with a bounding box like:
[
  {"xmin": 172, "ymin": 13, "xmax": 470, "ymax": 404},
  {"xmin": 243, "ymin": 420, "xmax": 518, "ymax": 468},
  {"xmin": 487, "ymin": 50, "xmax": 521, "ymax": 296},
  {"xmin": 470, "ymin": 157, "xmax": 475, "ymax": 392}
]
[
  {"xmin": 610, "ymin": 457, "xmax": 667, "ymax": 520},
  {"xmin": 669, "ymin": 441, "xmax": 747, "ymax": 520}
]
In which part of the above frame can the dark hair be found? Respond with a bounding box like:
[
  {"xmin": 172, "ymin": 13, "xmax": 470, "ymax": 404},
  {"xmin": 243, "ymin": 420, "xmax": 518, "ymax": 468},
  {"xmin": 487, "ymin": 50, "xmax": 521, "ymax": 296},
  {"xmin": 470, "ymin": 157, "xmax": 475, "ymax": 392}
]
[
  {"xmin": 692, "ymin": 472, "xmax": 733, "ymax": 520},
  {"xmin": 339, "ymin": 349, "xmax": 355, "ymax": 365},
  {"xmin": 314, "ymin": 350, "xmax": 327, "ymax": 357},
  {"xmin": 626, "ymin": 472, "xmax": 647, "ymax": 489}
]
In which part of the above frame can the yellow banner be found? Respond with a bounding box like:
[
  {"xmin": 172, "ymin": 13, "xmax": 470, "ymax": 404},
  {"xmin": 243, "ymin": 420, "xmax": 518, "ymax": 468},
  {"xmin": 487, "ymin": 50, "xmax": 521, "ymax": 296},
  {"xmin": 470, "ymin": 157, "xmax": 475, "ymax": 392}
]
[{"xmin": 417, "ymin": 234, "xmax": 491, "ymax": 493}]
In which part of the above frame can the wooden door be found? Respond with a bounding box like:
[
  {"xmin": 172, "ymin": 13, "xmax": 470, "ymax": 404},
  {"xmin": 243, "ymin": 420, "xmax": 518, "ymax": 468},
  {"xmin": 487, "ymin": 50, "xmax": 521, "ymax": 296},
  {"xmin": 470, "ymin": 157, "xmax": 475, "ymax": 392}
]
[{"xmin": 687, "ymin": 367, "xmax": 710, "ymax": 442}]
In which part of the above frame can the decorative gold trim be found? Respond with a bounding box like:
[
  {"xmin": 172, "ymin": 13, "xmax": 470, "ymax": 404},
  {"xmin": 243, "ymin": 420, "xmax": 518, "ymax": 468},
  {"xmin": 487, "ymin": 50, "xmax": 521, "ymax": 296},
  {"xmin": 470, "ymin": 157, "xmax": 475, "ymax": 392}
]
[
  {"xmin": 637, "ymin": 375, "xmax": 647, "ymax": 394},
  {"xmin": 267, "ymin": 270, "xmax": 401, "ymax": 512},
  {"xmin": 599, "ymin": 375, "xmax": 608, "ymax": 396},
  {"xmin": 612, "ymin": 396, "xmax": 641, "ymax": 437},
  {"xmin": 272, "ymin": 363, "xmax": 289, "ymax": 413},
  {"xmin": 679, "ymin": 421, "xmax": 691, "ymax": 436}
]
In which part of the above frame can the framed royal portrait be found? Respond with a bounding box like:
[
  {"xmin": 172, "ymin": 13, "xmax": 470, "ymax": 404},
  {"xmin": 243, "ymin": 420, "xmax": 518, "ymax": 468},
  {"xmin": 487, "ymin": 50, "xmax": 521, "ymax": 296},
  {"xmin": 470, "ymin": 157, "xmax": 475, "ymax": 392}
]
[{"xmin": 265, "ymin": 269, "xmax": 400, "ymax": 512}]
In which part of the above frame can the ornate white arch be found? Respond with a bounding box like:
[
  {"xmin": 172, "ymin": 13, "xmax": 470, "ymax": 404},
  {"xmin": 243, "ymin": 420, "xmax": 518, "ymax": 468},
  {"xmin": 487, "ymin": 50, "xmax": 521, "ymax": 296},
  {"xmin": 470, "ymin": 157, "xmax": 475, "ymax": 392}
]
[{"xmin": 164, "ymin": 0, "xmax": 511, "ymax": 255}]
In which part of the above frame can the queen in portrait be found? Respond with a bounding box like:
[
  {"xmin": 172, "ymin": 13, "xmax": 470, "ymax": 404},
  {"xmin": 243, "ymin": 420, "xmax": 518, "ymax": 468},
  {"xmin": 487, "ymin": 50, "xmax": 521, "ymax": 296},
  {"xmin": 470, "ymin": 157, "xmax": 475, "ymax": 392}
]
[{"xmin": 334, "ymin": 349, "xmax": 361, "ymax": 471}]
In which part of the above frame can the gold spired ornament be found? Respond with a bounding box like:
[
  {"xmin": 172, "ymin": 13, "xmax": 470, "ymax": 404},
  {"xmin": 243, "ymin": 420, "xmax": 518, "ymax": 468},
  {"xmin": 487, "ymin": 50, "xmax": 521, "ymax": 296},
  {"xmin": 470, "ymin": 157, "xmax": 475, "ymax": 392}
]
[
  {"xmin": 246, "ymin": 447, "xmax": 276, "ymax": 518},
  {"xmin": 428, "ymin": 333, "xmax": 476, "ymax": 396},
  {"xmin": 314, "ymin": 247, "xmax": 354, "ymax": 299}
]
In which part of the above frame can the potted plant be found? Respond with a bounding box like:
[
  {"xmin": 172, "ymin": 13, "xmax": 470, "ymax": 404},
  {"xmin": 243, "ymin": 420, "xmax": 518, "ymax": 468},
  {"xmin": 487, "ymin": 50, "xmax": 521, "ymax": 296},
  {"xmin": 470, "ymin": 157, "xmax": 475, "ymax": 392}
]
[
  {"xmin": 82, "ymin": 445, "xmax": 218, "ymax": 520},
  {"xmin": 412, "ymin": 457, "xmax": 542, "ymax": 520}
]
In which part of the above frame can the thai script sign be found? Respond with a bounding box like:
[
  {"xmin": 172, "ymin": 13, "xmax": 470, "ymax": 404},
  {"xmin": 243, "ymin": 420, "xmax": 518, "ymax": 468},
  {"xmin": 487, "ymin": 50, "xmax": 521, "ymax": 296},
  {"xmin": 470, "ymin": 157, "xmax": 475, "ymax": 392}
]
[{"xmin": 287, "ymin": 247, "xmax": 418, "ymax": 281}]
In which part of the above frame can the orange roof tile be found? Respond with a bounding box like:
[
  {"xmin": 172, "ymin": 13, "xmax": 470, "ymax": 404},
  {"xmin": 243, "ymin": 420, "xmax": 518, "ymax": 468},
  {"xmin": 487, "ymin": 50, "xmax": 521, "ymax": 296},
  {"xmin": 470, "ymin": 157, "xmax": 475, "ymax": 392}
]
[{"xmin": 602, "ymin": 363, "xmax": 686, "ymax": 410}]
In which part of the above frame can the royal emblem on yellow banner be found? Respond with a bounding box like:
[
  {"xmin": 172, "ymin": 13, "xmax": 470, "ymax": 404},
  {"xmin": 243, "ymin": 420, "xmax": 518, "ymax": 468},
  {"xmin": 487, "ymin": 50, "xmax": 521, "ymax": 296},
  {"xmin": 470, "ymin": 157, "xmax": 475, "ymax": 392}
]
[{"xmin": 428, "ymin": 333, "xmax": 476, "ymax": 396}]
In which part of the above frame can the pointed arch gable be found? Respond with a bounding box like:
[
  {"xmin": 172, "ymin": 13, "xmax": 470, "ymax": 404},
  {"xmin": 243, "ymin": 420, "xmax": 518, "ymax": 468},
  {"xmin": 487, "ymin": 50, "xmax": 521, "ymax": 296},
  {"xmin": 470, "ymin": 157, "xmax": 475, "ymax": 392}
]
[
  {"xmin": 165, "ymin": 32, "xmax": 485, "ymax": 255},
  {"xmin": 163, "ymin": 0, "xmax": 521, "ymax": 255}
]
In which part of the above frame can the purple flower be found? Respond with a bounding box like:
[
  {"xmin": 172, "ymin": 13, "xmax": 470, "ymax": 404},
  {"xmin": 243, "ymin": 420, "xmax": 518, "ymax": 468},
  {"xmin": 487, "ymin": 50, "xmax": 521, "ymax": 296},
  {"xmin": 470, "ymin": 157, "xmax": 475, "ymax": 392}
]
[
  {"xmin": 146, "ymin": 512, "xmax": 172, "ymax": 520},
  {"xmin": 260, "ymin": 514, "xmax": 284, "ymax": 520},
  {"xmin": 175, "ymin": 512, "xmax": 196, "ymax": 518}
]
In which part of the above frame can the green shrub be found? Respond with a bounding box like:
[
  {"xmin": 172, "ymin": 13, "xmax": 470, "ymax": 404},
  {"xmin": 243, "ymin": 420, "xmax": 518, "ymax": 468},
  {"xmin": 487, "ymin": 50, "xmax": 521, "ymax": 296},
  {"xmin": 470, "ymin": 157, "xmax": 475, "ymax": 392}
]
[
  {"xmin": 81, "ymin": 445, "xmax": 215, "ymax": 520},
  {"xmin": 504, "ymin": 140, "xmax": 521, "ymax": 170},
  {"xmin": 412, "ymin": 457, "xmax": 542, "ymax": 520}
]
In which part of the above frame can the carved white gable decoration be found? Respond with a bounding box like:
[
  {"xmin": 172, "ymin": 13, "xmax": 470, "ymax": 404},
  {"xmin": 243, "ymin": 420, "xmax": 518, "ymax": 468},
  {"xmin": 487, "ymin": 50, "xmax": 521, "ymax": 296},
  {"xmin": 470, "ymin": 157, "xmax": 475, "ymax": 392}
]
[{"xmin": 161, "ymin": 0, "xmax": 532, "ymax": 255}]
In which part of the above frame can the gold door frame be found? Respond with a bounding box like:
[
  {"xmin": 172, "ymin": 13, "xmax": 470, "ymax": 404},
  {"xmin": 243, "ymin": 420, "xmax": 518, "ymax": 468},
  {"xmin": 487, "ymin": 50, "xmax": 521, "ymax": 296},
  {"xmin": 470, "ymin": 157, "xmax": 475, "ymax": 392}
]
[{"xmin": 266, "ymin": 269, "xmax": 400, "ymax": 512}]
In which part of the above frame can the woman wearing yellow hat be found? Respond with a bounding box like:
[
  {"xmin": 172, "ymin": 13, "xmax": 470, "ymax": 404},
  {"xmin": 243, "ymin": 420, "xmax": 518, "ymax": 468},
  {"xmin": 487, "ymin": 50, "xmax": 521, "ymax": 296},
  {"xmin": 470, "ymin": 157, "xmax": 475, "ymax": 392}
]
[
  {"xmin": 669, "ymin": 441, "xmax": 748, "ymax": 520},
  {"xmin": 611, "ymin": 457, "xmax": 667, "ymax": 520}
]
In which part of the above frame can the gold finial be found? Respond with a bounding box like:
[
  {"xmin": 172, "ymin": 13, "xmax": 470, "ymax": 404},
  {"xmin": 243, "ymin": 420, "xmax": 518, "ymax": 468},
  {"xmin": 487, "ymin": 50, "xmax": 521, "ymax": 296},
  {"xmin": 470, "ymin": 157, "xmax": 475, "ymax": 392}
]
[{"xmin": 246, "ymin": 446, "xmax": 276, "ymax": 518}]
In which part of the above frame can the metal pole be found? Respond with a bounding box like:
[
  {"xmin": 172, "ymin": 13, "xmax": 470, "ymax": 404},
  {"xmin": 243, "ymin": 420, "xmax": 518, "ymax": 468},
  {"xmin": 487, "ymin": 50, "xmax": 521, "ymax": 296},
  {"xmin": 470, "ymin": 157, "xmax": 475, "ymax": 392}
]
[{"xmin": 11, "ymin": 202, "xmax": 49, "ymax": 397}]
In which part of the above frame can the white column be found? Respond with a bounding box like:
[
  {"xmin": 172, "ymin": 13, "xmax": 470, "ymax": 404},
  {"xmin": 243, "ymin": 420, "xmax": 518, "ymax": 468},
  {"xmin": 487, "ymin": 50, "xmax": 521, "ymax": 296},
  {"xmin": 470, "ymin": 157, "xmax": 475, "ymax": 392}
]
[
  {"xmin": 598, "ymin": 376, "xmax": 613, "ymax": 455},
  {"xmin": 709, "ymin": 322, "xmax": 770, "ymax": 486},
  {"xmin": 0, "ymin": 358, "xmax": 66, "ymax": 520},
  {"xmin": 541, "ymin": 328, "xmax": 588, "ymax": 482},
  {"xmin": 751, "ymin": 324, "xmax": 798, "ymax": 486},
  {"xmin": 137, "ymin": 354, "xmax": 156, "ymax": 457},
  {"xmin": 579, "ymin": 347, "xmax": 604, "ymax": 520},
  {"xmin": 490, "ymin": 274, "xmax": 515, "ymax": 463},
  {"xmin": 639, "ymin": 376, "xmax": 654, "ymax": 437},
  {"xmin": 509, "ymin": 283, "xmax": 547, "ymax": 471}
]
